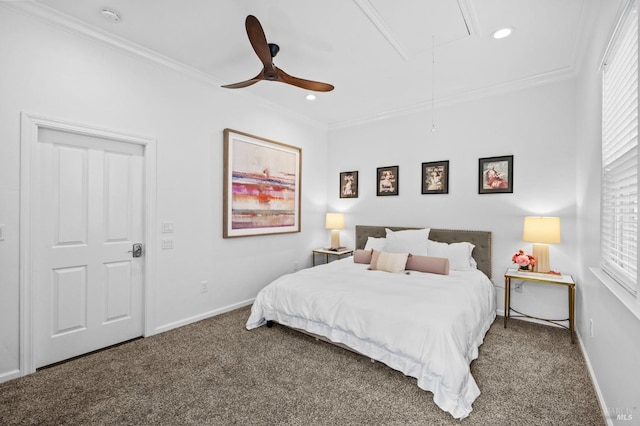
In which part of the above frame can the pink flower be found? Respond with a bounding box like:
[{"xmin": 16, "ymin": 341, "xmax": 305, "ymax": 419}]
[{"xmin": 511, "ymin": 249, "xmax": 536, "ymax": 267}]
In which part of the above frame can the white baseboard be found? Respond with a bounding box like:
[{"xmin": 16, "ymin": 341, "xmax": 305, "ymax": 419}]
[
  {"xmin": 2, "ymin": 300, "xmax": 256, "ymax": 383},
  {"xmin": 499, "ymin": 310, "xmax": 609, "ymax": 424},
  {"xmin": 154, "ymin": 298, "xmax": 255, "ymax": 334},
  {"xmin": 575, "ymin": 329, "xmax": 612, "ymax": 426},
  {"xmin": 0, "ymin": 369, "xmax": 21, "ymax": 384}
]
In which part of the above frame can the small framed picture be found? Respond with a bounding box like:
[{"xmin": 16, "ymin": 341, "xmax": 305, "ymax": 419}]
[
  {"xmin": 377, "ymin": 165, "xmax": 399, "ymax": 196},
  {"xmin": 478, "ymin": 155, "xmax": 513, "ymax": 194},
  {"xmin": 422, "ymin": 161, "xmax": 449, "ymax": 194},
  {"xmin": 340, "ymin": 171, "xmax": 358, "ymax": 198}
]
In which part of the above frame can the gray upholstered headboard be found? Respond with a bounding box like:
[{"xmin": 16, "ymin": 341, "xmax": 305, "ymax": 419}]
[{"xmin": 355, "ymin": 225, "xmax": 493, "ymax": 279}]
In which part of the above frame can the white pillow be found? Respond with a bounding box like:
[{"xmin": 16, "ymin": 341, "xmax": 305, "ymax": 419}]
[
  {"xmin": 426, "ymin": 240, "xmax": 476, "ymax": 271},
  {"xmin": 384, "ymin": 228, "xmax": 430, "ymax": 255},
  {"xmin": 368, "ymin": 250, "xmax": 409, "ymax": 273},
  {"xmin": 364, "ymin": 236, "xmax": 387, "ymax": 251}
]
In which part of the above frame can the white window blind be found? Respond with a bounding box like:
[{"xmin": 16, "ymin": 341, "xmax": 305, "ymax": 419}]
[{"xmin": 601, "ymin": 0, "xmax": 638, "ymax": 296}]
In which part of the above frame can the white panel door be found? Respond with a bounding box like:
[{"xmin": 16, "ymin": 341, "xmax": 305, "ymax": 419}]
[{"xmin": 34, "ymin": 128, "xmax": 144, "ymax": 368}]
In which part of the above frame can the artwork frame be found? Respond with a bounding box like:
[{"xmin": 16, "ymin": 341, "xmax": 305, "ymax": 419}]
[
  {"xmin": 421, "ymin": 160, "xmax": 449, "ymax": 194},
  {"xmin": 223, "ymin": 128, "xmax": 301, "ymax": 238},
  {"xmin": 340, "ymin": 171, "xmax": 359, "ymax": 198},
  {"xmin": 377, "ymin": 165, "xmax": 399, "ymax": 196},
  {"xmin": 478, "ymin": 155, "xmax": 513, "ymax": 194}
]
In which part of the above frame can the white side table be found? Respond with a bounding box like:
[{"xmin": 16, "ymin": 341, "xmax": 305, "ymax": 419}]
[
  {"xmin": 312, "ymin": 248, "xmax": 353, "ymax": 266},
  {"xmin": 504, "ymin": 268, "xmax": 576, "ymax": 343}
]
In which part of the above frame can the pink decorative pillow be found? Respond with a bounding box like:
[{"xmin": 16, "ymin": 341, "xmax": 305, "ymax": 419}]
[
  {"xmin": 368, "ymin": 250, "xmax": 409, "ymax": 273},
  {"xmin": 405, "ymin": 255, "xmax": 450, "ymax": 275},
  {"xmin": 353, "ymin": 249, "xmax": 373, "ymax": 264}
]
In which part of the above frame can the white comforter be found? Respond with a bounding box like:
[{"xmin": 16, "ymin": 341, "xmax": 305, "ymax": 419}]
[{"xmin": 246, "ymin": 257, "xmax": 496, "ymax": 419}]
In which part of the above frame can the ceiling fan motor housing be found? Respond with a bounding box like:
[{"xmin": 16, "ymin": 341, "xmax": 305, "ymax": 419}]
[{"xmin": 268, "ymin": 43, "xmax": 280, "ymax": 58}]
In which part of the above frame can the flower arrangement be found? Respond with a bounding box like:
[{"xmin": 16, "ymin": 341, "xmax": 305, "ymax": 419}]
[{"xmin": 512, "ymin": 249, "xmax": 535, "ymax": 271}]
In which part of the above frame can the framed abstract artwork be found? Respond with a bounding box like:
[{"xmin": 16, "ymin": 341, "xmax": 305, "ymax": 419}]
[
  {"xmin": 377, "ymin": 165, "xmax": 399, "ymax": 196},
  {"xmin": 421, "ymin": 161, "xmax": 449, "ymax": 194},
  {"xmin": 340, "ymin": 171, "xmax": 358, "ymax": 198},
  {"xmin": 223, "ymin": 129, "xmax": 301, "ymax": 238},
  {"xmin": 478, "ymin": 155, "xmax": 513, "ymax": 194}
]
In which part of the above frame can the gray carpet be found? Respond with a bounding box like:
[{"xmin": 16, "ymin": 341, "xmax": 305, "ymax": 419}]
[{"xmin": 0, "ymin": 306, "xmax": 604, "ymax": 425}]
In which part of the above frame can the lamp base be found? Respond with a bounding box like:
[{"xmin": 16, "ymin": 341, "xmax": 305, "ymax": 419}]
[
  {"xmin": 330, "ymin": 229, "xmax": 341, "ymax": 249},
  {"xmin": 531, "ymin": 243, "xmax": 550, "ymax": 273}
]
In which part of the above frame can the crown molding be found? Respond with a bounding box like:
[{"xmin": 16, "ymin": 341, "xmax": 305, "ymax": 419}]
[
  {"xmin": 328, "ymin": 65, "xmax": 578, "ymax": 130},
  {"xmin": 2, "ymin": 1, "xmax": 222, "ymax": 86},
  {"xmin": 2, "ymin": 1, "xmax": 594, "ymax": 133},
  {"xmin": 330, "ymin": 0, "xmax": 596, "ymax": 130},
  {"xmin": 0, "ymin": 2, "xmax": 328, "ymax": 131}
]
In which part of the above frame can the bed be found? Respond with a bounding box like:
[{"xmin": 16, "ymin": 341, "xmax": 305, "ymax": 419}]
[{"xmin": 246, "ymin": 226, "xmax": 496, "ymax": 419}]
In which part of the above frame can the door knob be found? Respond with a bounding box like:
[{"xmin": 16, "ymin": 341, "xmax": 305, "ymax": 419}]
[{"xmin": 128, "ymin": 243, "xmax": 143, "ymax": 258}]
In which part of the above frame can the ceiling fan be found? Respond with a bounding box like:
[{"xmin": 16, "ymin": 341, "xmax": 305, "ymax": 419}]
[{"xmin": 222, "ymin": 15, "xmax": 334, "ymax": 92}]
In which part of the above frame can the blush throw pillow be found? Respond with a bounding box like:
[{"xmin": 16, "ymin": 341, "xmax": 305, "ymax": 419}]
[
  {"xmin": 384, "ymin": 228, "xmax": 430, "ymax": 255},
  {"xmin": 369, "ymin": 250, "xmax": 409, "ymax": 273},
  {"xmin": 405, "ymin": 255, "xmax": 450, "ymax": 275},
  {"xmin": 353, "ymin": 249, "xmax": 373, "ymax": 264}
]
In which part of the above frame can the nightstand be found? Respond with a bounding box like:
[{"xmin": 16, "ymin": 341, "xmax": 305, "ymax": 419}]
[
  {"xmin": 312, "ymin": 248, "xmax": 353, "ymax": 266},
  {"xmin": 504, "ymin": 268, "xmax": 576, "ymax": 343}
]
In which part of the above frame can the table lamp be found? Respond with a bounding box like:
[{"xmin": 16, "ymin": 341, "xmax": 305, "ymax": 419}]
[
  {"xmin": 522, "ymin": 216, "xmax": 561, "ymax": 273},
  {"xmin": 325, "ymin": 213, "xmax": 345, "ymax": 250}
]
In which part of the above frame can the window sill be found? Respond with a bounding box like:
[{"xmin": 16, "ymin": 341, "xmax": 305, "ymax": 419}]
[{"xmin": 590, "ymin": 267, "xmax": 640, "ymax": 322}]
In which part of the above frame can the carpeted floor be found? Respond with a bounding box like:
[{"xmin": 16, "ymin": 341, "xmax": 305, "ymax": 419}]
[{"xmin": 0, "ymin": 306, "xmax": 604, "ymax": 425}]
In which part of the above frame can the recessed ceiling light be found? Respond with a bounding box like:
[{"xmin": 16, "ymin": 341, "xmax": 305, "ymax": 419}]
[
  {"xmin": 305, "ymin": 94, "xmax": 316, "ymax": 101},
  {"xmin": 491, "ymin": 27, "xmax": 513, "ymax": 40},
  {"xmin": 101, "ymin": 8, "xmax": 121, "ymax": 23}
]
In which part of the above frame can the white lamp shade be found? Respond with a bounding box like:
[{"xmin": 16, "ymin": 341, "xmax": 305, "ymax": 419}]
[
  {"xmin": 522, "ymin": 216, "xmax": 560, "ymax": 273},
  {"xmin": 325, "ymin": 213, "xmax": 345, "ymax": 230},
  {"xmin": 522, "ymin": 216, "xmax": 561, "ymax": 244}
]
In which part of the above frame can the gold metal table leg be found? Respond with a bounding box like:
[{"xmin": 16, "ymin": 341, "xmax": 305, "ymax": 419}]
[
  {"xmin": 504, "ymin": 276, "xmax": 511, "ymax": 328},
  {"xmin": 569, "ymin": 285, "xmax": 575, "ymax": 344}
]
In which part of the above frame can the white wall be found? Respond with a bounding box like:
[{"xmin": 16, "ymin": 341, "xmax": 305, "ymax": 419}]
[
  {"xmin": 0, "ymin": 7, "xmax": 328, "ymax": 380},
  {"xmin": 3, "ymin": 3, "xmax": 639, "ymax": 417},
  {"xmin": 328, "ymin": 79, "xmax": 578, "ymax": 320},
  {"xmin": 575, "ymin": 0, "xmax": 640, "ymax": 419},
  {"xmin": 327, "ymin": 0, "xmax": 640, "ymax": 418}
]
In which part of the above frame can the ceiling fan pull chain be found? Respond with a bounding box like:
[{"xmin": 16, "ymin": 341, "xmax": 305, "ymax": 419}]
[{"xmin": 431, "ymin": 35, "xmax": 436, "ymax": 133}]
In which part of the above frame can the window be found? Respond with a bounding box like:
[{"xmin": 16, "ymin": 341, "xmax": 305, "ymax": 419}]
[{"xmin": 601, "ymin": 0, "xmax": 638, "ymax": 296}]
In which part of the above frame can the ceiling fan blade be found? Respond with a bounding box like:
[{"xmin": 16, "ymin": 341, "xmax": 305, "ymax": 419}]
[
  {"xmin": 245, "ymin": 15, "xmax": 273, "ymax": 69},
  {"xmin": 225, "ymin": 15, "xmax": 334, "ymax": 93},
  {"xmin": 221, "ymin": 71, "xmax": 264, "ymax": 89},
  {"xmin": 277, "ymin": 68, "xmax": 335, "ymax": 92}
]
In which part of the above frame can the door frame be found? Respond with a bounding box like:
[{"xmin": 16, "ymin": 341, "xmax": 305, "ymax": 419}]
[{"xmin": 19, "ymin": 112, "xmax": 157, "ymax": 376}]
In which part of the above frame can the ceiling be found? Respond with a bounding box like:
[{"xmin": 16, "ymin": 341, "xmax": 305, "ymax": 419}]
[{"xmin": 11, "ymin": 0, "xmax": 590, "ymax": 128}]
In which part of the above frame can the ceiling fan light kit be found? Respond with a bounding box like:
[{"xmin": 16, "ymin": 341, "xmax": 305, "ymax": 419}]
[{"xmin": 222, "ymin": 15, "xmax": 334, "ymax": 92}]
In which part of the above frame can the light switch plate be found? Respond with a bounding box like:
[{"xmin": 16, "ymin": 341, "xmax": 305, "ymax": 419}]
[
  {"xmin": 161, "ymin": 238, "xmax": 174, "ymax": 249},
  {"xmin": 162, "ymin": 221, "xmax": 174, "ymax": 233},
  {"xmin": 0, "ymin": 224, "xmax": 4, "ymax": 241}
]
